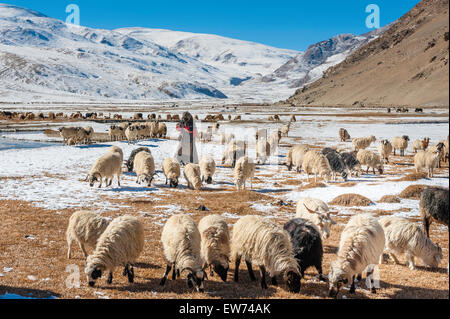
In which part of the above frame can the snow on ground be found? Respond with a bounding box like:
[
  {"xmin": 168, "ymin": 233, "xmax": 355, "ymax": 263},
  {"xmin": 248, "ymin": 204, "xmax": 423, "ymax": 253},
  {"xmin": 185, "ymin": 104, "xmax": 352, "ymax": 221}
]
[{"xmin": 0, "ymin": 110, "xmax": 448, "ymax": 219}]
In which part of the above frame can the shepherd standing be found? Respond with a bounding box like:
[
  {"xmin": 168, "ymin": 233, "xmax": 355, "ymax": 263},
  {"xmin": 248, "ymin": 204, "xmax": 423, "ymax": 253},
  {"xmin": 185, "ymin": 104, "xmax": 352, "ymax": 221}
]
[{"xmin": 175, "ymin": 111, "xmax": 199, "ymax": 165}]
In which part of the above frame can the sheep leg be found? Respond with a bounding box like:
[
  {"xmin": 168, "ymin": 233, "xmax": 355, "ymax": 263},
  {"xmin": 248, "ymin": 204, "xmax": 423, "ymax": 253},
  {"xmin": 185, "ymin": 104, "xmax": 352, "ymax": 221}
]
[
  {"xmin": 366, "ymin": 268, "xmax": 377, "ymax": 294},
  {"xmin": 117, "ymin": 175, "xmax": 121, "ymax": 187},
  {"xmin": 259, "ymin": 266, "xmax": 268, "ymax": 289},
  {"xmin": 78, "ymin": 241, "xmax": 88, "ymax": 258},
  {"xmin": 176, "ymin": 269, "xmax": 180, "ymax": 278},
  {"xmin": 172, "ymin": 263, "xmax": 177, "ymax": 280},
  {"xmin": 127, "ymin": 266, "xmax": 134, "ymax": 283},
  {"xmin": 67, "ymin": 239, "xmax": 72, "ymax": 259},
  {"xmin": 423, "ymin": 218, "xmax": 431, "ymax": 238},
  {"xmin": 406, "ymin": 253, "xmax": 416, "ymax": 270},
  {"xmin": 271, "ymin": 276, "xmax": 278, "ymax": 286},
  {"xmin": 160, "ymin": 264, "xmax": 172, "ymax": 286},
  {"xmin": 107, "ymin": 272, "xmax": 113, "ymax": 284},
  {"xmin": 123, "ymin": 265, "xmax": 128, "ymax": 276},
  {"xmin": 316, "ymin": 264, "xmax": 326, "ymax": 282},
  {"xmin": 209, "ymin": 264, "xmax": 214, "ymax": 277},
  {"xmin": 234, "ymin": 256, "xmax": 241, "ymax": 282},
  {"xmin": 349, "ymin": 275, "xmax": 356, "ymax": 294},
  {"xmin": 245, "ymin": 260, "xmax": 256, "ymax": 281}
]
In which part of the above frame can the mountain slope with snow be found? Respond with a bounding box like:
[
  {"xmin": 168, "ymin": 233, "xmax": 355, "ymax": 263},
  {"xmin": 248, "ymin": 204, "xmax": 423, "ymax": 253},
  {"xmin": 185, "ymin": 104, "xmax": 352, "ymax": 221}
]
[{"xmin": 0, "ymin": 3, "xmax": 229, "ymax": 101}]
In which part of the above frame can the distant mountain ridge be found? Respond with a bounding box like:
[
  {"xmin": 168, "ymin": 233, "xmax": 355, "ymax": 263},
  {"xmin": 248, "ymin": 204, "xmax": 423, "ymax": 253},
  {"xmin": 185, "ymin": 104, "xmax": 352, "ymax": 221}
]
[{"xmin": 286, "ymin": 0, "xmax": 449, "ymax": 107}]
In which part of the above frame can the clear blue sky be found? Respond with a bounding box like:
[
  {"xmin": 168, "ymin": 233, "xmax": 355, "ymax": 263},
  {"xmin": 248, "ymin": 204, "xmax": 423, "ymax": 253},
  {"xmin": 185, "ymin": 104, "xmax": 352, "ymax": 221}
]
[{"xmin": 6, "ymin": 0, "xmax": 421, "ymax": 50}]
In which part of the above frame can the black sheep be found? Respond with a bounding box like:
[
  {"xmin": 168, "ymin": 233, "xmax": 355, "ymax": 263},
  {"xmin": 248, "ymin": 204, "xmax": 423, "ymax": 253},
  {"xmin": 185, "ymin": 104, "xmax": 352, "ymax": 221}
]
[
  {"xmin": 284, "ymin": 218, "xmax": 325, "ymax": 281},
  {"xmin": 340, "ymin": 152, "xmax": 361, "ymax": 176},
  {"xmin": 420, "ymin": 187, "xmax": 449, "ymax": 238},
  {"xmin": 126, "ymin": 147, "xmax": 151, "ymax": 172},
  {"xmin": 321, "ymin": 148, "xmax": 348, "ymax": 181}
]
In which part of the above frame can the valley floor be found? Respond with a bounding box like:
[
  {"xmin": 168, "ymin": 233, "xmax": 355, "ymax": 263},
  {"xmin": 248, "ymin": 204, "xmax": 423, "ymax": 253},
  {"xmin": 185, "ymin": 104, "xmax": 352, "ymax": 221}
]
[{"xmin": 0, "ymin": 105, "xmax": 448, "ymax": 299}]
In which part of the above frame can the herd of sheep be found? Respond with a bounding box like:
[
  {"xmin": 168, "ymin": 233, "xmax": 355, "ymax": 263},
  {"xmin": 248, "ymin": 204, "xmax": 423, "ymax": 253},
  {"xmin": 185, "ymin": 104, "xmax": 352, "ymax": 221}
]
[{"xmin": 58, "ymin": 115, "xmax": 449, "ymax": 298}]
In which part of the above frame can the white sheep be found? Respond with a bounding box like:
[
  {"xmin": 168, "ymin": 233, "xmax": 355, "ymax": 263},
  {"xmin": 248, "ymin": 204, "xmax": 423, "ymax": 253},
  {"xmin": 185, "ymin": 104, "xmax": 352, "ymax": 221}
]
[
  {"xmin": 231, "ymin": 215, "xmax": 301, "ymax": 292},
  {"xmin": 301, "ymin": 150, "xmax": 332, "ymax": 182},
  {"xmin": 198, "ymin": 214, "xmax": 230, "ymax": 281},
  {"xmin": 377, "ymin": 139, "xmax": 393, "ymax": 164},
  {"xmin": 379, "ymin": 216, "xmax": 442, "ymax": 270},
  {"xmin": 66, "ymin": 210, "xmax": 110, "ymax": 259},
  {"xmin": 133, "ymin": 151, "xmax": 155, "ymax": 186},
  {"xmin": 125, "ymin": 125, "xmax": 138, "ymax": 144},
  {"xmin": 356, "ymin": 149, "xmax": 384, "ymax": 175},
  {"xmin": 281, "ymin": 123, "xmax": 290, "ymax": 137},
  {"xmin": 108, "ymin": 125, "xmax": 123, "ymax": 141},
  {"xmin": 296, "ymin": 198, "xmax": 337, "ymax": 240},
  {"xmin": 84, "ymin": 126, "xmax": 94, "ymax": 144},
  {"xmin": 352, "ymin": 136, "xmax": 376, "ymax": 151},
  {"xmin": 414, "ymin": 148, "xmax": 441, "ymax": 178},
  {"xmin": 392, "ymin": 136, "xmax": 410, "ymax": 156},
  {"xmin": 162, "ymin": 157, "xmax": 181, "ymax": 188},
  {"xmin": 86, "ymin": 150, "xmax": 122, "ymax": 188},
  {"xmin": 160, "ymin": 215, "xmax": 206, "ymax": 292},
  {"xmin": 286, "ymin": 145, "xmax": 309, "ymax": 172},
  {"xmin": 233, "ymin": 156, "xmax": 255, "ymax": 190},
  {"xmin": 199, "ymin": 155, "xmax": 216, "ymax": 184},
  {"xmin": 85, "ymin": 215, "xmax": 144, "ymax": 286},
  {"xmin": 59, "ymin": 127, "xmax": 79, "ymax": 145},
  {"xmin": 328, "ymin": 213, "xmax": 385, "ymax": 298},
  {"xmin": 268, "ymin": 130, "xmax": 282, "ymax": 154},
  {"xmin": 157, "ymin": 122, "xmax": 167, "ymax": 138},
  {"xmin": 256, "ymin": 138, "xmax": 271, "ymax": 164},
  {"xmin": 183, "ymin": 163, "xmax": 202, "ymax": 190}
]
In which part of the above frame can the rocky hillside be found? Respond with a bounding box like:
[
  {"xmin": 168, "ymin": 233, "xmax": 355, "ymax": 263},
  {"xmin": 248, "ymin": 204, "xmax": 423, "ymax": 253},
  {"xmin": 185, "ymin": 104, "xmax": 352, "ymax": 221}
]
[{"xmin": 286, "ymin": 0, "xmax": 449, "ymax": 108}]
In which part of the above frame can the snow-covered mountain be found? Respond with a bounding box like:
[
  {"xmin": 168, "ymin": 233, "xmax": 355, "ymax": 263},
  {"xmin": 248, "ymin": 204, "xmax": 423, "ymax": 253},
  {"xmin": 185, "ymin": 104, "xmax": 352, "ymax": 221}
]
[
  {"xmin": 0, "ymin": 3, "xmax": 391, "ymax": 102},
  {"xmin": 116, "ymin": 28, "xmax": 299, "ymax": 82},
  {"xmin": 260, "ymin": 26, "xmax": 391, "ymax": 89},
  {"xmin": 0, "ymin": 3, "xmax": 230, "ymax": 101}
]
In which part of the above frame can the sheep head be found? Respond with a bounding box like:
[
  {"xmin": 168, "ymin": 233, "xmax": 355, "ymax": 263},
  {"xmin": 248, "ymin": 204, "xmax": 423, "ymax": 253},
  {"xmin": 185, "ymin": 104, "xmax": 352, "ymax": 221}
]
[
  {"xmin": 85, "ymin": 258, "xmax": 106, "ymax": 287},
  {"xmin": 169, "ymin": 177, "xmax": 179, "ymax": 188},
  {"xmin": 88, "ymin": 172, "xmax": 102, "ymax": 188},
  {"xmin": 186, "ymin": 268, "xmax": 207, "ymax": 293},
  {"xmin": 328, "ymin": 261, "xmax": 349, "ymax": 298},
  {"xmin": 303, "ymin": 204, "xmax": 336, "ymax": 239},
  {"xmin": 285, "ymin": 270, "xmax": 301, "ymax": 293}
]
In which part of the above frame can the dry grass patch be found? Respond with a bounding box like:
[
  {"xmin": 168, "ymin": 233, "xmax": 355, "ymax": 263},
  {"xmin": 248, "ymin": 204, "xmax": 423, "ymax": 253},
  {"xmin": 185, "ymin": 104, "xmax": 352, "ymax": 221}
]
[
  {"xmin": 298, "ymin": 182, "xmax": 327, "ymax": 190},
  {"xmin": 337, "ymin": 182, "xmax": 357, "ymax": 187},
  {"xmin": 394, "ymin": 172, "xmax": 428, "ymax": 182},
  {"xmin": 398, "ymin": 184, "xmax": 428, "ymax": 199},
  {"xmin": 378, "ymin": 195, "xmax": 401, "ymax": 203},
  {"xmin": 329, "ymin": 194, "xmax": 374, "ymax": 207}
]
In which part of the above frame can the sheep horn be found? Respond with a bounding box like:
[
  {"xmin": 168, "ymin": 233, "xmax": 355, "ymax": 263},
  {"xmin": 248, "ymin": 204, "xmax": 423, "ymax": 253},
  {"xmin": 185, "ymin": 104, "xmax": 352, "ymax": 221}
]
[{"xmin": 303, "ymin": 204, "xmax": 318, "ymax": 214}]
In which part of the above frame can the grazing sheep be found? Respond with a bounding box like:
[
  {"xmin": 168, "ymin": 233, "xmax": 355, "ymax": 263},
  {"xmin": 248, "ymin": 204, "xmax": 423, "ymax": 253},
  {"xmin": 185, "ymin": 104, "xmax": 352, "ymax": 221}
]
[
  {"xmin": 339, "ymin": 128, "xmax": 351, "ymax": 142},
  {"xmin": 199, "ymin": 155, "xmax": 216, "ymax": 184},
  {"xmin": 256, "ymin": 138, "xmax": 271, "ymax": 164},
  {"xmin": 352, "ymin": 136, "xmax": 376, "ymax": 151},
  {"xmin": 126, "ymin": 147, "xmax": 151, "ymax": 172},
  {"xmin": 160, "ymin": 215, "xmax": 206, "ymax": 292},
  {"xmin": 379, "ymin": 216, "xmax": 442, "ymax": 270},
  {"xmin": 268, "ymin": 130, "xmax": 282, "ymax": 154},
  {"xmin": 302, "ymin": 150, "xmax": 332, "ymax": 182},
  {"xmin": 414, "ymin": 147, "xmax": 442, "ymax": 178},
  {"xmin": 420, "ymin": 187, "xmax": 449, "ymax": 238},
  {"xmin": 290, "ymin": 115, "xmax": 296, "ymax": 122},
  {"xmin": 222, "ymin": 140, "xmax": 247, "ymax": 168},
  {"xmin": 108, "ymin": 125, "xmax": 123, "ymax": 141},
  {"xmin": 183, "ymin": 163, "xmax": 202, "ymax": 190},
  {"xmin": 133, "ymin": 112, "xmax": 143, "ymax": 120},
  {"xmin": 268, "ymin": 115, "xmax": 274, "ymax": 121},
  {"xmin": 162, "ymin": 157, "xmax": 181, "ymax": 188},
  {"xmin": 274, "ymin": 114, "xmax": 281, "ymax": 121},
  {"xmin": 59, "ymin": 127, "xmax": 79, "ymax": 145},
  {"xmin": 328, "ymin": 213, "xmax": 385, "ymax": 298},
  {"xmin": 83, "ymin": 126, "xmax": 94, "ymax": 144},
  {"xmin": 232, "ymin": 215, "xmax": 301, "ymax": 292},
  {"xmin": 86, "ymin": 151, "xmax": 122, "ymax": 188},
  {"xmin": 340, "ymin": 152, "xmax": 362, "ymax": 177},
  {"xmin": 133, "ymin": 151, "xmax": 155, "ymax": 187},
  {"xmin": 284, "ymin": 218, "xmax": 325, "ymax": 280},
  {"xmin": 233, "ymin": 156, "xmax": 255, "ymax": 190},
  {"xmin": 281, "ymin": 123, "xmax": 290, "ymax": 137},
  {"xmin": 198, "ymin": 215, "xmax": 230, "ymax": 281},
  {"xmin": 296, "ymin": 198, "xmax": 337, "ymax": 240},
  {"xmin": 392, "ymin": 136, "xmax": 410, "ymax": 156},
  {"xmin": 234, "ymin": 115, "xmax": 241, "ymax": 121},
  {"xmin": 85, "ymin": 215, "xmax": 144, "ymax": 286},
  {"xmin": 436, "ymin": 139, "xmax": 449, "ymax": 167},
  {"xmin": 286, "ymin": 145, "xmax": 309, "ymax": 172},
  {"xmin": 322, "ymin": 149, "xmax": 348, "ymax": 181},
  {"xmin": 356, "ymin": 149, "xmax": 384, "ymax": 175},
  {"xmin": 412, "ymin": 138, "xmax": 430, "ymax": 153},
  {"xmin": 125, "ymin": 125, "xmax": 138, "ymax": 144},
  {"xmin": 378, "ymin": 139, "xmax": 393, "ymax": 164},
  {"xmin": 66, "ymin": 210, "xmax": 110, "ymax": 259},
  {"xmin": 157, "ymin": 122, "xmax": 167, "ymax": 138}
]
